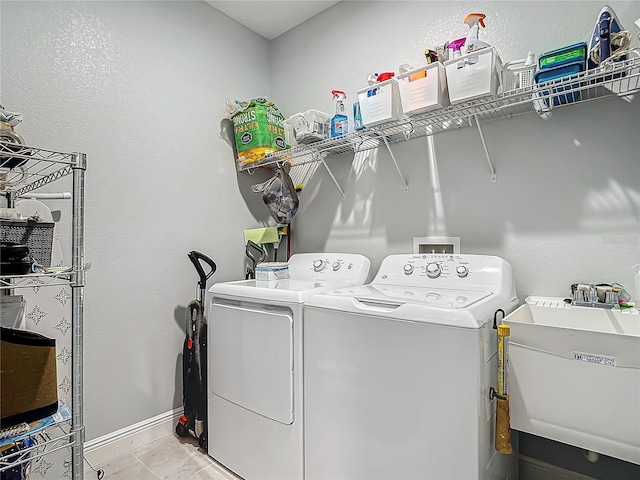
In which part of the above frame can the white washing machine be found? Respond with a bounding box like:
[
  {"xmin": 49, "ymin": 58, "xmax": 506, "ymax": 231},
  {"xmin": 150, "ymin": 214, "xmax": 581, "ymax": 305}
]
[
  {"xmin": 207, "ymin": 253, "xmax": 370, "ymax": 480},
  {"xmin": 303, "ymin": 253, "xmax": 519, "ymax": 480}
]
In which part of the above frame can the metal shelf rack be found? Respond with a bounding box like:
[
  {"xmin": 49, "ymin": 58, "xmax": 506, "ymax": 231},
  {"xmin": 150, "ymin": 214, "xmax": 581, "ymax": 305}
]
[
  {"xmin": 1, "ymin": 141, "xmax": 87, "ymax": 480},
  {"xmin": 242, "ymin": 56, "xmax": 640, "ymax": 195}
]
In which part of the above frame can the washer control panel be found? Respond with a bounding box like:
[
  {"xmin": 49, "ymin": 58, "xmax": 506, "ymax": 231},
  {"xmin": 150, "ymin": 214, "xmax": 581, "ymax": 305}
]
[{"xmin": 374, "ymin": 253, "xmax": 510, "ymax": 292}]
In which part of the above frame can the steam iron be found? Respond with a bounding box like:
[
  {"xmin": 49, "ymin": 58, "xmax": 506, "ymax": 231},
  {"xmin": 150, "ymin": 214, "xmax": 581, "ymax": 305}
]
[{"xmin": 587, "ymin": 5, "xmax": 627, "ymax": 69}]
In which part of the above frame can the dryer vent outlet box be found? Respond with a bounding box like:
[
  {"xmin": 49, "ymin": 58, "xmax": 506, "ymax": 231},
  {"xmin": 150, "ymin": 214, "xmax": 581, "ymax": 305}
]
[{"xmin": 413, "ymin": 237, "xmax": 460, "ymax": 254}]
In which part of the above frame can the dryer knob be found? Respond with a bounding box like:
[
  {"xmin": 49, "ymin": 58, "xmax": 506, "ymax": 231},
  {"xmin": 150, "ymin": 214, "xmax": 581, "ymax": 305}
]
[
  {"xmin": 403, "ymin": 264, "xmax": 414, "ymax": 275},
  {"xmin": 456, "ymin": 265, "xmax": 469, "ymax": 278},
  {"xmin": 426, "ymin": 262, "xmax": 441, "ymax": 278},
  {"xmin": 313, "ymin": 260, "xmax": 326, "ymax": 272},
  {"xmin": 332, "ymin": 261, "xmax": 342, "ymax": 271}
]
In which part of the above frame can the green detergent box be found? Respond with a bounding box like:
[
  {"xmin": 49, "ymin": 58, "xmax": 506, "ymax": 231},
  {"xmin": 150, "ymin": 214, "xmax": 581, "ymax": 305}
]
[
  {"xmin": 538, "ymin": 43, "xmax": 587, "ymax": 70},
  {"xmin": 231, "ymin": 97, "xmax": 289, "ymax": 166}
]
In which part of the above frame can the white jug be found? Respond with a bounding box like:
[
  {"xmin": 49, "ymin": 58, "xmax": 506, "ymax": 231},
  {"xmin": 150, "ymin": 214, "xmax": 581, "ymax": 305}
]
[{"xmin": 633, "ymin": 264, "xmax": 640, "ymax": 306}]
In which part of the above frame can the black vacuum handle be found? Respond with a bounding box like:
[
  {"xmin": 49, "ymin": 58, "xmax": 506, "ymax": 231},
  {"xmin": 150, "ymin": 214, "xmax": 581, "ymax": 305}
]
[{"xmin": 188, "ymin": 251, "xmax": 217, "ymax": 291}]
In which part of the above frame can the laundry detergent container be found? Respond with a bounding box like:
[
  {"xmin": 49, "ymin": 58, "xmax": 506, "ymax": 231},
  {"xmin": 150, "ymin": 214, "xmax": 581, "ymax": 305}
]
[{"xmin": 504, "ymin": 297, "xmax": 640, "ymax": 465}]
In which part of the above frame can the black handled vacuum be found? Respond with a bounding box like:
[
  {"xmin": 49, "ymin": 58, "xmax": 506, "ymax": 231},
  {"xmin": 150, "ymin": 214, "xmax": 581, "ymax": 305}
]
[{"xmin": 176, "ymin": 250, "xmax": 216, "ymax": 449}]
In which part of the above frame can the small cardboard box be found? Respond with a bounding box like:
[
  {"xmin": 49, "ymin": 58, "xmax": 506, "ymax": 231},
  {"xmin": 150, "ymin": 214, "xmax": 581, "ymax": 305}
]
[{"xmin": 1, "ymin": 327, "xmax": 58, "ymax": 428}]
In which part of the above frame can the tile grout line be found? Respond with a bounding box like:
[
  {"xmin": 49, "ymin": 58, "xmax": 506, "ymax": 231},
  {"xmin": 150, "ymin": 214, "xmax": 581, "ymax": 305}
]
[{"xmin": 131, "ymin": 453, "xmax": 163, "ymax": 480}]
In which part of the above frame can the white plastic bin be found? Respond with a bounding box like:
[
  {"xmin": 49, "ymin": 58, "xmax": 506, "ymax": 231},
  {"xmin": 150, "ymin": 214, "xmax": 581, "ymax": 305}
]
[
  {"xmin": 501, "ymin": 58, "xmax": 536, "ymax": 92},
  {"xmin": 286, "ymin": 109, "xmax": 331, "ymax": 144},
  {"xmin": 444, "ymin": 47, "xmax": 502, "ymax": 104},
  {"xmin": 356, "ymin": 78, "xmax": 403, "ymax": 127},
  {"xmin": 504, "ymin": 297, "xmax": 640, "ymax": 465},
  {"xmin": 397, "ymin": 63, "xmax": 449, "ymax": 115}
]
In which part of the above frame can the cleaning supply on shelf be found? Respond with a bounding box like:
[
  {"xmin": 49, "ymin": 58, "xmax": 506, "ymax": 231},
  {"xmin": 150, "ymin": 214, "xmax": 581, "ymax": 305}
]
[
  {"xmin": 353, "ymin": 101, "xmax": 364, "ymax": 130},
  {"xmin": 424, "ymin": 49, "xmax": 440, "ymax": 64},
  {"xmin": 448, "ymin": 37, "xmax": 466, "ymax": 60},
  {"xmin": 330, "ymin": 90, "xmax": 348, "ymax": 137},
  {"xmin": 227, "ymin": 97, "xmax": 289, "ymax": 166},
  {"xmin": 538, "ymin": 43, "xmax": 587, "ymax": 70},
  {"xmin": 463, "ymin": 13, "xmax": 491, "ymax": 54},
  {"xmin": 535, "ymin": 43, "xmax": 587, "ymax": 106},
  {"xmin": 376, "ymin": 72, "xmax": 395, "ymax": 82},
  {"xmin": 588, "ymin": 5, "xmax": 629, "ymax": 69}
]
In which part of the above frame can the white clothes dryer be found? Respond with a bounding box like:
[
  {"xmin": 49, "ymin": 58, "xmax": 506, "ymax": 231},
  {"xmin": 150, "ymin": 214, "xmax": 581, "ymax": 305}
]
[
  {"xmin": 207, "ymin": 253, "xmax": 370, "ymax": 480},
  {"xmin": 303, "ymin": 253, "xmax": 519, "ymax": 480}
]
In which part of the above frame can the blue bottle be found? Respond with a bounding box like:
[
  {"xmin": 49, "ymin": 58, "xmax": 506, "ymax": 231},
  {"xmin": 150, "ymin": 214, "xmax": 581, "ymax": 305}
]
[
  {"xmin": 330, "ymin": 90, "xmax": 348, "ymax": 137},
  {"xmin": 353, "ymin": 101, "xmax": 364, "ymax": 130}
]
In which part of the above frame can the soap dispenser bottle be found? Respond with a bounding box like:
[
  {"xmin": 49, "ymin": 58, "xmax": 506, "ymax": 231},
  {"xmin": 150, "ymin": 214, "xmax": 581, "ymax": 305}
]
[{"xmin": 330, "ymin": 90, "xmax": 348, "ymax": 137}]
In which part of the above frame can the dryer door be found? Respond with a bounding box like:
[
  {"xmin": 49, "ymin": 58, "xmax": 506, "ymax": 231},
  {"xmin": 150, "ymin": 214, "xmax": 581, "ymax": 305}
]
[{"xmin": 209, "ymin": 302, "xmax": 294, "ymax": 425}]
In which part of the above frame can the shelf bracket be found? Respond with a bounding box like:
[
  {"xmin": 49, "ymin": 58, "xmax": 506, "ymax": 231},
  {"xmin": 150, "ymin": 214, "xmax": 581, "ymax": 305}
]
[
  {"xmin": 381, "ymin": 136, "xmax": 409, "ymax": 192},
  {"xmin": 320, "ymin": 158, "xmax": 345, "ymax": 200},
  {"xmin": 473, "ymin": 115, "xmax": 497, "ymax": 183}
]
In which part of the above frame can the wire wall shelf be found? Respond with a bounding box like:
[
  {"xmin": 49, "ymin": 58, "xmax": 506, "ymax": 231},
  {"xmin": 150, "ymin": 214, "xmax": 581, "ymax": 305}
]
[
  {"xmin": 0, "ymin": 271, "xmax": 73, "ymax": 290},
  {"xmin": 0, "ymin": 420, "xmax": 73, "ymax": 473},
  {"xmin": 242, "ymin": 56, "xmax": 640, "ymax": 177},
  {"xmin": 0, "ymin": 142, "xmax": 80, "ymax": 197}
]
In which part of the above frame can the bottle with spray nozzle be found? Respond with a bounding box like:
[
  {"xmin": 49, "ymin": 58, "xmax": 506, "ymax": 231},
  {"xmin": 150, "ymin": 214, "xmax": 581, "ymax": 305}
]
[
  {"xmin": 330, "ymin": 90, "xmax": 348, "ymax": 138},
  {"xmin": 464, "ymin": 13, "xmax": 491, "ymax": 54}
]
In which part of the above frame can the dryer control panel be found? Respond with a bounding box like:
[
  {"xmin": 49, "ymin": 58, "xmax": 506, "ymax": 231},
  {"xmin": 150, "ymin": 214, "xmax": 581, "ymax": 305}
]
[
  {"xmin": 287, "ymin": 253, "xmax": 371, "ymax": 285},
  {"xmin": 373, "ymin": 253, "xmax": 512, "ymax": 294}
]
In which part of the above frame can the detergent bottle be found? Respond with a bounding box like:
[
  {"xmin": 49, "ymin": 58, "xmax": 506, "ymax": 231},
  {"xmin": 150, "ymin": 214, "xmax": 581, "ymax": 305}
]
[
  {"xmin": 330, "ymin": 90, "xmax": 348, "ymax": 137},
  {"xmin": 464, "ymin": 13, "xmax": 491, "ymax": 54}
]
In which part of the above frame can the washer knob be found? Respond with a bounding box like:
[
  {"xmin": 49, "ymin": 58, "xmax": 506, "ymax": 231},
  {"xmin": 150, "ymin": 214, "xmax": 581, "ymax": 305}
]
[
  {"xmin": 313, "ymin": 260, "xmax": 326, "ymax": 272},
  {"xmin": 332, "ymin": 261, "xmax": 342, "ymax": 271},
  {"xmin": 456, "ymin": 265, "xmax": 469, "ymax": 278},
  {"xmin": 403, "ymin": 264, "xmax": 414, "ymax": 275},
  {"xmin": 426, "ymin": 262, "xmax": 441, "ymax": 279}
]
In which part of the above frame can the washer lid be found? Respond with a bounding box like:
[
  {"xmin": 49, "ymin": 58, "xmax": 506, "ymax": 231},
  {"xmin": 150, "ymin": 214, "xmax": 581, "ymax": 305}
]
[
  {"xmin": 329, "ymin": 284, "xmax": 492, "ymax": 309},
  {"xmin": 305, "ymin": 283, "xmax": 506, "ymax": 329},
  {"xmin": 210, "ymin": 278, "xmax": 352, "ymax": 303}
]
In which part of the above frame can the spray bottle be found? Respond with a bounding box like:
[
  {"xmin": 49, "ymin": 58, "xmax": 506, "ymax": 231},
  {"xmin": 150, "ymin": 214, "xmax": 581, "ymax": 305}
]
[
  {"xmin": 331, "ymin": 90, "xmax": 348, "ymax": 137},
  {"xmin": 448, "ymin": 38, "xmax": 467, "ymax": 69},
  {"xmin": 464, "ymin": 13, "xmax": 491, "ymax": 54}
]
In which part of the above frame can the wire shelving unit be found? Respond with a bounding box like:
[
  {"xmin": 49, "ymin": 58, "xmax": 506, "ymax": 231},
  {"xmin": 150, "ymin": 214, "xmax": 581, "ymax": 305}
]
[{"xmin": 0, "ymin": 141, "xmax": 87, "ymax": 480}]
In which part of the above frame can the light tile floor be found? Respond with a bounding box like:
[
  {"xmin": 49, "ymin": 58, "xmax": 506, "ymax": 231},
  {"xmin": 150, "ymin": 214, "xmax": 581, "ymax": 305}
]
[{"xmin": 85, "ymin": 434, "xmax": 241, "ymax": 480}]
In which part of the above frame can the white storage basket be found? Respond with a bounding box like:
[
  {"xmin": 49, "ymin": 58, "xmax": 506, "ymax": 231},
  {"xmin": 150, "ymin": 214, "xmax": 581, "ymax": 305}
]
[
  {"xmin": 356, "ymin": 78, "xmax": 403, "ymax": 127},
  {"xmin": 285, "ymin": 109, "xmax": 331, "ymax": 145},
  {"xmin": 501, "ymin": 59, "xmax": 536, "ymax": 92},
  {"xmin": 444, "ymin": 47, "xmax": 502, "ymax": 104},
  {"xmin": 396, "ymin": 63, "xmax": 449, "ymax": 115}
]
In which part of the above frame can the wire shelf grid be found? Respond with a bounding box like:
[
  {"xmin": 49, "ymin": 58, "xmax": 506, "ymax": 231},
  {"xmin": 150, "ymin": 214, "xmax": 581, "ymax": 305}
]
[
  {"xmin": 0, "ymin": 142, "xmax": 79, "ymax": 197},
  {"xmin": 0, "ymin": 421, "xmax": 73, "ymax": 472},
  {"xmin": 0, "ymin": 271, "xmax": 73, "ymax": 290}
]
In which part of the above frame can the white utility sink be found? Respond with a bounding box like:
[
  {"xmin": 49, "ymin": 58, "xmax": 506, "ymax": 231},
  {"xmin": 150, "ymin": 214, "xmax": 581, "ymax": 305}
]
[{"xmin": 504, "ymin": 297, "xmax": 640, "ymax": 465}]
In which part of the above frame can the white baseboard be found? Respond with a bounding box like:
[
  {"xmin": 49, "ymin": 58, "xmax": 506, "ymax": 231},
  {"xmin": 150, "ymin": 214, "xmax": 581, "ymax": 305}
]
[{"xmin": 84, "ymin": 408, "xmax": 183, "ymax": 467}]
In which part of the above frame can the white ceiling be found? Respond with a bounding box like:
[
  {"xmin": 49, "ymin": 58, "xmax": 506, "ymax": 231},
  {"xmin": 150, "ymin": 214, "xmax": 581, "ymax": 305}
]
[{"xmin": 206, "ymin": 1, "xmax": 341, "ymax": 40}]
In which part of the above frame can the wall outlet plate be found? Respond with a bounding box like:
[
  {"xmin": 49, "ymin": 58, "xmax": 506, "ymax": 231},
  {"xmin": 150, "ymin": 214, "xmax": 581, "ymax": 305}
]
[{"xmin": 413, "ymin": 236, "xmax": 460, "ymax": 254}]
